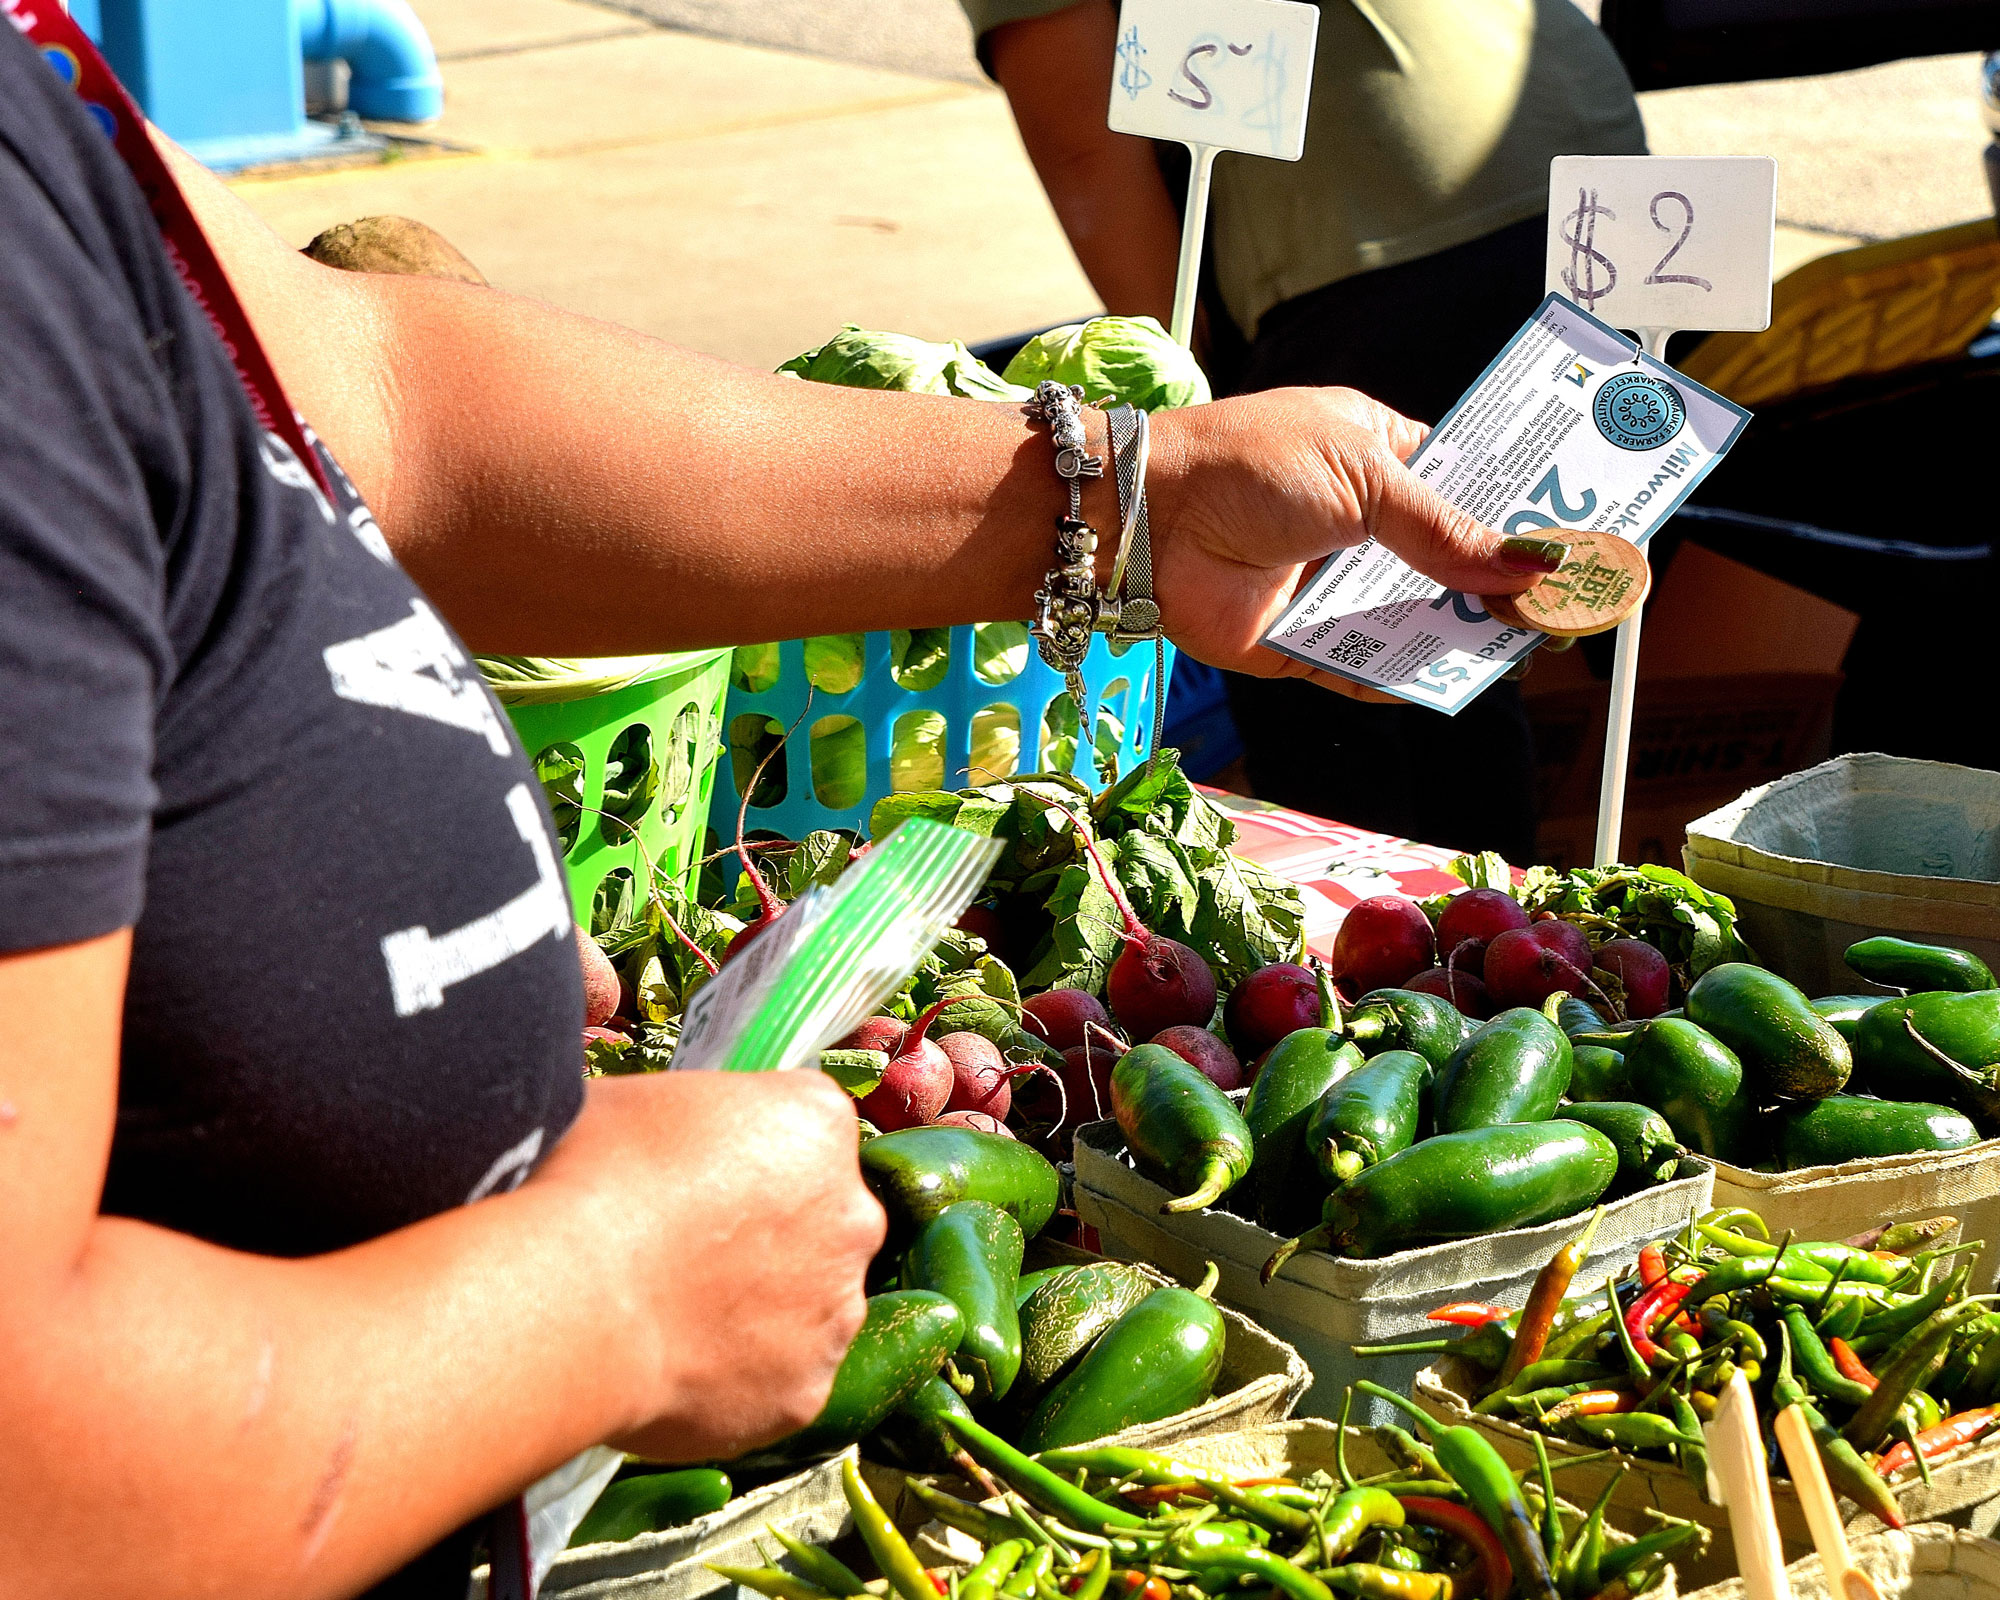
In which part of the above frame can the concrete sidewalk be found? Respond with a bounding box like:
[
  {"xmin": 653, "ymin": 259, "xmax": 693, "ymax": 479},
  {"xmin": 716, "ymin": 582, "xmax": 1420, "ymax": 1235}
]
[
  {"xmin": 228, "ymin": 0, "xmax": 1992, "ymax": 370},
  {"xmin": 230, "ymin": 0, "xmax": 1099, "ymax": 371}
]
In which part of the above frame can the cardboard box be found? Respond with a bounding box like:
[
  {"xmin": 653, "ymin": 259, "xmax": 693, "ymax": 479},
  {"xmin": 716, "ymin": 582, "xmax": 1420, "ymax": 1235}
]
[{"xmin": 1524, "ymin": 541, "xmax": 1857, "ymax": 866}]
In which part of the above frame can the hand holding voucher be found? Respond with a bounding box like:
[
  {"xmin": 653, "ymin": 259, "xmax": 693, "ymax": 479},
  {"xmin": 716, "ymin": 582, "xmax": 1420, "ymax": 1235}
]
[{"xmin": 1145, "ymin": 385, "xmax": 1554, "ymax": 701}]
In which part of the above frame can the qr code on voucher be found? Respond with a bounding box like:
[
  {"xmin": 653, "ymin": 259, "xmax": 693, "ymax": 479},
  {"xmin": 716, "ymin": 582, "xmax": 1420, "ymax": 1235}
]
[{"xmin": 1328, "ymin": 630, "xmax": 1385, "ymax": 670}]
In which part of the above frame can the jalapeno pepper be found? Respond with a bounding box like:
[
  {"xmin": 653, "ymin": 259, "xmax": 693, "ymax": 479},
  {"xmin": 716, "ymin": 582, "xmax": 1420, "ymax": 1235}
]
[{"xmin": 1396, "ymin": 1497, "xmax": 1511, "ymax": 1600}]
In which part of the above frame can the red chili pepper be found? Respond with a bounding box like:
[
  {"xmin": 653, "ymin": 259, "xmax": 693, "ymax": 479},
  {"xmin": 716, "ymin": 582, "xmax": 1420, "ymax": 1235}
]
[
  {"xmin": 1543, "ymin": 1388, "xmax": 1639, "ymax": 1425},
  {"xmin": 926, "ymin": 1573, "xmax": 949, "ymax": 1597},
  {"xmin": 1116, "ymin": 1576, "xmax": 1168, "ymax": 1600},
  {"xmin": 1497, "ymin": 1208, "xmax": 1604, "ymax": 1385},
  {"xmin": 1876, "ymin": 1405, "xmax": 2000, "ymax": 1477},
  {"xmin": 1624, "ymin": 1277, "xmax": 1695, "ymax": 1368},
  {"xmin": 1119, "ymin": 1481, "xmax": 1210, "ymax": 1506},
  {"xmin": 1831, "ymin": 1337, "xmax": 1879, "ymax": 1392},
  {"xmin": 1397, "ymin": 1496, "xmax": 1513, "ymax": 1600},
  {"xmin": 1637, "ymin": 1244, "xmax": 1668, "ymax": 1290},
  {"xmin": 1429, "ymin": 1302, "xmax": 1512, "ymax": 1328}
]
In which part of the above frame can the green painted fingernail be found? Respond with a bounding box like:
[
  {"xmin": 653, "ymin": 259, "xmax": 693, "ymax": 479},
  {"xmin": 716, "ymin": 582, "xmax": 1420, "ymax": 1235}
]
[{"xmin": 1498, "ymin": 535, "xmax": 1570, "ymax": 573}]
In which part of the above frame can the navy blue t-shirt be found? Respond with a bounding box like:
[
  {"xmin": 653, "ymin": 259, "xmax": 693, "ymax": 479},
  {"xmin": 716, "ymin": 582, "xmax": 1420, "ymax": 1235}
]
[{"xmin": 0, "ymin": 26, "xmax": 584, "ymax": 1583}]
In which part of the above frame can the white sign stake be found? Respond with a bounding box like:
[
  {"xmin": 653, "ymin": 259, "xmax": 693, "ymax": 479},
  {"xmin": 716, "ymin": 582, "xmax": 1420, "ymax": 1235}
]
[
  {"xmin": 1109, "ymin": 0, "xmax": 1318, "ymax": 346},
  {"xmin": 1544, "ymin": 156, "xmax": 1777, "ymax": 866}
]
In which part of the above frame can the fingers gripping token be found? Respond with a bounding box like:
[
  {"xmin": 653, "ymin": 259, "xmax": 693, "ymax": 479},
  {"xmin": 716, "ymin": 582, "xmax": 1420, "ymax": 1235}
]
[{"xmin": 1482, "ymin": 531, "xmax": 1651, "ymax": 638}]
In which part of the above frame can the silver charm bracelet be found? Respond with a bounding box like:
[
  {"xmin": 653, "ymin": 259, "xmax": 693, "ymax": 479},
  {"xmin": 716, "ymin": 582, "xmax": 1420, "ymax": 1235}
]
[
  {"xmin": 1024, "ymin": 380, "xmax": 1104, "ymax": 725},
  {"xmin": 1104, "ymin": 403, "xmax": 1168, "ymax": 763}
]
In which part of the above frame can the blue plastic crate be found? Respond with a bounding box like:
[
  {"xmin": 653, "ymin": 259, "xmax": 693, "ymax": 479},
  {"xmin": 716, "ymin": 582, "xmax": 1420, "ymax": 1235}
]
[{"xmin": 711, "ymin": 627, "xmax": 1176, "ymax": 844}]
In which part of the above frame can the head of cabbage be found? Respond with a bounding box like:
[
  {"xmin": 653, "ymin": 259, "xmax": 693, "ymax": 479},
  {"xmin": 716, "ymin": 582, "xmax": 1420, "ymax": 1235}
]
[
  {"xmin": 1001, "ymin": 315, "xmax": 1209, "ymax": 412},
  {"xmin": 779, "ymin": 325, "xmax": 1028, "ymax": 401}
]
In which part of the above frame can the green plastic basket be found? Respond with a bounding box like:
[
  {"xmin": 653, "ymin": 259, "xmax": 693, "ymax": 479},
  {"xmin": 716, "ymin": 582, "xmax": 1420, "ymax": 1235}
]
[{"xmin": 492, "ymin": 650, "xmax": 731, "ymax": 928}]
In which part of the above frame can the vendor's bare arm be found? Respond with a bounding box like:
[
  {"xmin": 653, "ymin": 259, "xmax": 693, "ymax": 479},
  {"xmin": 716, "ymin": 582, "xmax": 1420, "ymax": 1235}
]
[
  {"xmin": 0, "ymin": 933, "xmax": 881, "ymax": 1600},
  {"xmin": 985, "ymin": 0, "xmax": 1184, "ymax": 328},
  {"xmin": 162, "ymin": 140, "xmax": 1533, "ymax": 685}
]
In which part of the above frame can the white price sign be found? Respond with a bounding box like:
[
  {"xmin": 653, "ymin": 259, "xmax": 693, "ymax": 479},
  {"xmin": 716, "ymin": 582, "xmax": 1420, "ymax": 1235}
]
[
  {"xmin": 1546, "ymin": 155, "xmax": 1778, "ymax": 336},
  {"xmin": 1107, "ymin": 0, "xmax": 1318, "ymax": 160}
]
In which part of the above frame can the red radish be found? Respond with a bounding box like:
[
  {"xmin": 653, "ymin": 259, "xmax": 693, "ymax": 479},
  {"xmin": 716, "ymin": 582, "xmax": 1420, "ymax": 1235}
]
[
  {"xmin": 1594, "ymin": 937, "xmax": 1671, "ymax": 1019},
  {"xmin": 1042, "ymin": 799, "xmax": 1217, "ymax": 1040},
  {"xmin": 1436, "ymin": 888, "xmax": 1529, "ymax": 968},
  {"xmin": 1152, "ymin": 1025, "xmax": 1244, "ymax": 1091},
  {"xmin": 1059, "ymin": 1027, "xmax": 1128, "ymax": 1125},
  {"xmin": 1224, "ymin": 963, "xmax": 1321, "ymax": 1055},
  {"xmin": 1330, "ymin": 896, "xmax": 1436, "ymax": 996},
  {"xmin": 1406, "ymin": 965, "xmax": 1493, "ymax": 1019},
  {"xmin": 582, "ymin": 1024, "xmax": 629, "ymax": 1049},
  {"xmin": 837, "ymin": 1015, "xmax": 908, "ymax": 1056},
  {"xmin": 1483, "ymin": 921, "xmax": 1598, "ymax": 1009},
  {"xmin": 954, "ymin": 904, "xmax": 1009, "ymax": 958},
  {"xmin": 1022, "ymin": 988, "xmax": 1113, "ymax": 1054},
  {"xmin": 857, "ymin": 999, "xmax": 955, "ymax": 1132},
  {"xmin": 576, "ymin": 925, "xmax": 620, "ymax": 1029},
  {"xmin": 934, "ymin": 1110, "xmax": 1013, "ymax": 1137},
  {"xmin": 939, "ymin": 1031, "xmax": 1012, "ymax": 1120}
]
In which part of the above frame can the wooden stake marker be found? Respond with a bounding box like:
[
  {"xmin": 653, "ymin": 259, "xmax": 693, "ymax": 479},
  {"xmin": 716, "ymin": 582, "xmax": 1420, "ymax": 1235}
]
[{"xmin": 1482, "ymin": 530, "xmax": 1651, "ymax": 638}]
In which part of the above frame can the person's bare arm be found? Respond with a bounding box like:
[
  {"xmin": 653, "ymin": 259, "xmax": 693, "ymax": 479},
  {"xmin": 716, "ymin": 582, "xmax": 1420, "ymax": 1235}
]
[
  {"xmin": 0, "ymin": 931, "xmax": 882, "ymax": 1600},
  {"xmin": 987, "ymin": 1, "xmax": 1183, "ymax": 328},
  {"xmin": 159, "ymin": 141, "xmax": 1547, "ymax": 693}
]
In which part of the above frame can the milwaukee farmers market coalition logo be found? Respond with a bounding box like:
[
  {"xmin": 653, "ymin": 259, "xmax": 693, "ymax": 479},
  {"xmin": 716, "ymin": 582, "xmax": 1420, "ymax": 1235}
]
[{"xmin": 1593, "ymin": 372, "xmax": 1688, "ymax": 452}]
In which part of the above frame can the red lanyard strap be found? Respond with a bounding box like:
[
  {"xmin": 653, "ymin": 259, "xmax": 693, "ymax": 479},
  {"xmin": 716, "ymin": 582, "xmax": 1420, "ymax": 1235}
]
[{"xmin": 10, "ymin": 5, "xmax": 334, "ymax": 499}]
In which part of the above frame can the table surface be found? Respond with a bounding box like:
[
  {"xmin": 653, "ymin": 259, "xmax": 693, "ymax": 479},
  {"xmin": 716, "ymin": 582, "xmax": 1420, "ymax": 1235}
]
[{"xmin": 1205, "ymin": 789, "xmax": 1490, "ymax": 962}]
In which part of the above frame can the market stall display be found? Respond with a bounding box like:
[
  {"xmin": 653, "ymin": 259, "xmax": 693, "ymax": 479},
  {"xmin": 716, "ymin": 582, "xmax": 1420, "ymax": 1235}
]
[
  {"xmin": 1396, "ymin": 1210, "xmax": 2000, "ymax": 1588},
  {"xmin": 729, "ymin": 1419, "xmax": 1701, "ymax": 1600}
]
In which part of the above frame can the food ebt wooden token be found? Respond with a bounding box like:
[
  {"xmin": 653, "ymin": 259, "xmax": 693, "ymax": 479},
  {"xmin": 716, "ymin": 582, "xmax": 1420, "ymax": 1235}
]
[{"xmin": 1481, "ymin": 530, "xmax": 1651, "ymax": 638}]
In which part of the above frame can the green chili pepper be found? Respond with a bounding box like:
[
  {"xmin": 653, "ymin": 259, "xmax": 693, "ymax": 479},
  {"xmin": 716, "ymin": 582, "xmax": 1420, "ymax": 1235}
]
[
  {"xmin": 1565, "ymin": 1471, "xmax": 1622, "ymax": 1597},
  {"xmin": 1002, "ymin": 1545, "xmax": 1055, "ymax": 1598},
  {"xmin": 1846, "ymin": 1299, "xmax": 1997, "ymax": 1452},
  {"xmin": 1781, "ymin": 1306, "xmax": 1875, "ymax": 1407},
  {"xmin": 1375, "ymin": 1425, "xmax": 1445, "ymax": 1482},
  {"xmin": 1322, "ymin": 1567, "xmax": 1452, "ymax": 1600},
  {"xmin": 1073, "ymin": 1552, "xmax": 1114, "ymax": 1600},
  {"xmin": 1570, "ymin": 1412, "xmax": 1697, "ymax": 1452},
  {"xmin": 1318, "ymin": 1489, "xmax": 1405, "ymax": 1562},
  {"xmin": 1772, "ymin": 1321, "xmax": 1906, "ymax": 1528},
  {"xmin": 1595, "ymin": 1522, "xmax": 1705, "ymax": 1583},
  {"xmin": 901, "ymin": 1479, "xmax": 1022, "ymax": 1548},
  {"xmin": 1039, "ymin": 1447, "xmax": 1313, "ymax": 1538},
  {"xmin": 1699, "ymin": 1307, "xmax": 1768, "ymax": 1364},
  {"xmin": 1856, "ymin": 1262, "xmax": 1969, "ymax": 1344},
  {"xmin": 1822, "ymin": 1293, "xmax": 1868, "ymax": 1343},
  {"xmin": 944, "ymin": 1420, "xmax": 1149, "ymax": 1532},
  {"xmin": 843, "ymin": 1456, "xmax": 939, "ymax": 1600},
  {"xmin": 708, "ymin": 1566, "xmax": 836, "ymax": 1600},
  {"xmin": 768, "ymin": 1528, "xmax": 869, "ymax": 1597},
  {"xmin": 1476, "ymin": 1360, "xmax": 1617, "ymax": 1413},
  {"xmin": 1433, "ymin": 1424, "xmax": 1557, "ymax": 1600},
  {"xmin": 1667, "ymin": 1389, "xmax": 1710, "ymax": 1507},
  {"xmin": 1180, "ymin": 1541, "xmax": 1334, "ymax": 1600},
  {"xmin": 1544, "ymin": 1308, "xmax": 1616, "ymax": 1364},
  {"xmin": 1700, "ymin": 1207, "xmax": 1770, "ymax": 1239},
  {"xmin": 961, "ymin": 1542, "xmax": 1030, "ymax": 1600}
]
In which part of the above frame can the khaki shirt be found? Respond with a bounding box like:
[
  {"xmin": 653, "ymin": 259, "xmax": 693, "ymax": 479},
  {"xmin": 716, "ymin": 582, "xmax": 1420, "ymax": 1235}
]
[{"xmin": 961, "ymin": 0, "xmax": 1648, "ymax": 334}]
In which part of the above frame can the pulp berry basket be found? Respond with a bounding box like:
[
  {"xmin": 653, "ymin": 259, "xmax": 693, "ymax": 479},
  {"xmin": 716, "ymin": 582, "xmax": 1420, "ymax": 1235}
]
[
  {"xmin": 490, "ymin": 650, "xmax": 732, "ymax": 928},
  {"xmin": 712, "ymin": 624, "xmax": 1175, "ymax": 845}
]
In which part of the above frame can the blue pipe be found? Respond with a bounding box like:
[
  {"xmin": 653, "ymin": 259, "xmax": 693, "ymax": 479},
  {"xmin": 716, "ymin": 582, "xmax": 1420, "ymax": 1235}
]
[{"xmin": 297, "ymin": 0, "xmax": 443, "ymax": 124}]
